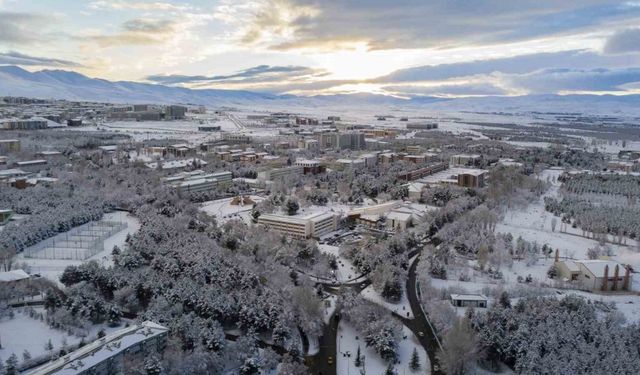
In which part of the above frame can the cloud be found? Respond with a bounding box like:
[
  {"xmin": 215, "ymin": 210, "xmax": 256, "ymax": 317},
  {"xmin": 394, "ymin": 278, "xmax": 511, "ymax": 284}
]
[
  {"xmin": 83, "ymin": 18, "xmax": 177, "ymax": 47},
  {"xmin": 383, "ymin": 82, "xmax": 509, "ymax": 97},
  {"xmin": 146, "ymin": 64, "xmax": 330, "ymax": 86},
  {"xmin": 0, "ymin": 11, "xmax": 49, "ymax": 44},
  {"xmin": 89, "ymin": 1, "xmax": 190, "ymax": 11},
  {"xmin": 234, "ymin": 1, "xmax": 640, "ymax": 51},
  {"xmin": 0, "ymin": 51, "xmax": 82, "ymax": 67},
  {"xmin": 604, "ymin": 28, "xmax": 640, "ymax": 54},
  {"xmin": 501, "ymin": 67, "xmax": 640, "ymax": 93},
  {"xmin": 374, "ymin": 50, "xmax": 636, "ymax": 83}
]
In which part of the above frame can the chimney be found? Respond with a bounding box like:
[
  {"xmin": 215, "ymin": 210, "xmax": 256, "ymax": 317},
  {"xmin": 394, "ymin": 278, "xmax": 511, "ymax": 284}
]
[
  {"xmin": 612, "ymin": 264, "xmax": 620, "ymax": 291},
  {"xmin": 601, "ymin": 264, "xmax": 609, "ymax": 291}
]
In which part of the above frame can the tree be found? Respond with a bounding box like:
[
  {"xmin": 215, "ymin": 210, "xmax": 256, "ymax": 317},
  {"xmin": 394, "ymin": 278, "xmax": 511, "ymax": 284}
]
[
  {"xmin": 22, "ymin": 349, "xmax": 32, "ymax": 362},
  {"xmin": 551, "ymin": 217, "xmax": 558, "ymax": 232},
  {"xmin": 5, "ymin": 353, "xmax": 18, "ymax": 375},
  {"xmin": 144, "ymin": 354, "xmax": 163, "ymax": 375},
  {"xmin": 498, "ymin": 291, "xmax": 511, "ymax": 308},
  {"xmin": 437, "ymin": 317, "xmax": 477, "ymax": 375},
  {"xmin": 355, "ymin": 345, "xmax": 362, "ymax": 367},
  {"xmin": 409, "ymin": 347, "xmax": 421, "ymax": 371},
  {"xmin": 285, "ymin": 198, "xmax": 300, "ymax": 216},
  {"xmin": 45, "ymin": 338, "xmax": 54, "ymax": 352},
  {"xmin": 547, "ymin": 264, "xmax": 558, "ymax": 279},
  {"xmin": 385, "ymin": 362, "xmax": 396, "ymax": 375}
]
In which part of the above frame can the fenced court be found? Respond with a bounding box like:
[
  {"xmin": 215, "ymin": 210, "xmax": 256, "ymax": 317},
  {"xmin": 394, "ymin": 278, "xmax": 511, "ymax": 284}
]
[{"xmin": 24, "ymin": 220, "xmax": 127, "ymax": 260}]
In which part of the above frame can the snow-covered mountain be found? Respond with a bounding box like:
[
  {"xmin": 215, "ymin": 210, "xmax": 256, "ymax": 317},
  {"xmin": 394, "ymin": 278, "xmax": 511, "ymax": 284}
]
[
  {"xmin": 1, "ymin": 66, "xmax": 640, "ymax": 115},
  {"xmin": 0, "ymin": 66, "xmax": 280, "ymax": 106}
]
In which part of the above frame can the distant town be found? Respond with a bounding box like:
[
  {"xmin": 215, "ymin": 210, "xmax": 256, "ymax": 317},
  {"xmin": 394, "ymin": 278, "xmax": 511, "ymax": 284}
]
[{"xmin": 1, "ymin": 94, "xmax": 640, "ymax": 375}]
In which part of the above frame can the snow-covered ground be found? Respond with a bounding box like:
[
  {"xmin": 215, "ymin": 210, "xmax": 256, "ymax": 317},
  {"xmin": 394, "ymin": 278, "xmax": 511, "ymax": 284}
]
[
  {"xmin": 361, "ymin": 284, "xmax": 414, "ymax": 319},
  {"xmin": 0, "ymin": 308, "xmax": 123, "ymax": 364},
  {"xmin": 200, "ymin": 196, "xmax": 265, "ymax": 224},
  {"xmin": 336, "ymin": 320, "xmax": 429, "ymax": 375},
  {"xmin": 317, "ymin": 244, "xmax": 361, "ymax": 282},
  {"xmin": 17, "ymin": 212, "xmax": 140, "ymax": 285}
]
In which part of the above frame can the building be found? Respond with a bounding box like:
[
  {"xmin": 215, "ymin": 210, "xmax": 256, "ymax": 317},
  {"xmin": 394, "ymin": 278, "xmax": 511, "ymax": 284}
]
[
  {"xmin": 166, "ymin": 105, "xmax": 187, "ymax": 120},
  {"xmin": 67, "ymin": 118, "xmax": 83, "ymax": 127},
  {"xmin": 406, "ymin": 122, "xmax": 438, "ymax": 130},
  {"xmin": 338, "ymin": 132, "xmax": 367, "ymax": 150},
  {"xmin": 198, "ymin": 125, "xmax": 221, "ymax": 132},
  {"xmin": 165, "ymin": 170, "xmax": 232, "ymax": 196},
  {"xmin": 294, "ymin": 159, "xmax": 324, "ymax": 175},
  {"xmin": 336, "ymin": 158, "xmax": 365, "ymax": 170},
  {"xmin": 257, "ymin": 165, "xmax": 304, "ymax": 181},
  {"xmin": 450, "ymin": 294, "xmax": 488, "ymax": 308},
  {"xmin": 0, "ymin": 208, "xmax": 13, "ymax": 225},
  {"xmin": 222, "ymin": 133, "xmax": 252, "ymax": 143},
  {"xmin": 29, "ymin": 321, "xmax": 169, "ymax": 375},
  {"xmin": 0, "ymin": 269, "xmax": 29, "ymax": 284},
  {"xmin": 257, "ymin": 211, "xmax": 337, "ymax": 239},
  {"xmin": 397, "ymin": 163, "xmax": 448, "ymax": 181},
  {"xmin": 457, "ymin": 169, "xmax": 487, "ymax": 188},
  {"xmin": 0, "ymin": 118, "xmax": 48, "ymax": 130},
  {"xmin": 0, "ymin": 139, "xmax": 20, "ymax": 153},
  {"xmin": 167, "ymin": 144, "xmax": 196, "ymax": 158},
  {"xmin": 145, "ymin": 158, "xmax": 207, "ymax": 171},
  {"xmin": 555, "ymin": 259, "xmax": 632, "ymax": 292},
  {"xmin": 450, "ymin": 154, "xmax": 481, "ymax": 167}
]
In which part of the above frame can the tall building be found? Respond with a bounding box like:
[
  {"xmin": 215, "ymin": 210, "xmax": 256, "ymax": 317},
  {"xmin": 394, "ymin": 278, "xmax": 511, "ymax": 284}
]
[{"xmin": 166, "ymin": 105, "xmax": 187, "ymax": 120}]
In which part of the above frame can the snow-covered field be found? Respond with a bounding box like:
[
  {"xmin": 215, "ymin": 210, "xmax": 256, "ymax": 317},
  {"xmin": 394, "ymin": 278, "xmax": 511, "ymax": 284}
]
[
  {"xmin": 317, "ymin": 244, "xmax": 360, "ymax": 282},
  {"xmin": 0, "ymin": 308, "xmax": 123, "ymax": 364},
  {"xmin": 17, "ymin": 212, "xmax": 140, "ymax": 285},
  {"xmin": 336, "ymin": 320, "xmax": 429, "ymax": 375},
  {"xmin": 200, "ymin": 196, "xmax": 265, "ymax": 224}
]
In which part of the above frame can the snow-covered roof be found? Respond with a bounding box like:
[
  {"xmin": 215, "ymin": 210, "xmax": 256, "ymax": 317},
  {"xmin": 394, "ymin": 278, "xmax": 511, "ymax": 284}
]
[
  {"xmin": 28, "ymin": 321, "xmax": 168, "ymax": 375},
  {"xmin": 451, "ymin": 294, "xmax": 487, "ymax": 301},
  {"xmin": 386, "ymin": 211, "xmax": 412, "ymax": 222},
  {"xmin": 0, "ymin": 269, "xmax": 29, "ymax": 282},
  {"xmin": 577, "ymin": 260, "xmax": 626, "ymax": 278}
]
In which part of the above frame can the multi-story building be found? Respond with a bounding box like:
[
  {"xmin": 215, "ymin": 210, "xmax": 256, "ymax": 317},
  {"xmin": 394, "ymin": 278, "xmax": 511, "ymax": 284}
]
[
  {"xmin": 294, "ymin": 159, "xmax": 324, "ymax": 175},
  {"xmin": 406, "ymin": 123, "xmax": 438, "ymax": 130},
  {"xmin": 450, "ymin": 154, "xmax": 481, "ymax": 167},
  {"xmin": 257, "ymin": 165, "xmax": 304, "ymax": 181},
  {"xmin": 0, "ymin": 118, "xmax": 48, "ymax": 130},
  {"xmin": 257, "ymin": 212, "xmax": 337, "ymax": 239},
  {"xmin": 166, "ymin": 105, "xmax": 187, "ymax": 120},
  {"xmin": 338, "ymin": 132, "xmax": 366, "ymax": 150},
  {"xmin": 222, "ymin": 133, "xmax": 252, "ymax": 143},
  {"xmin": 29, "ymin": 321, "xmax": 169, "ymax": 375},
  {"xmin": 0, "ymin": 139, "xmax": 20, "ymax": 153},
  {"xmin": 457, "ymin": 169, "xmax": 487, "ymax": 188}
]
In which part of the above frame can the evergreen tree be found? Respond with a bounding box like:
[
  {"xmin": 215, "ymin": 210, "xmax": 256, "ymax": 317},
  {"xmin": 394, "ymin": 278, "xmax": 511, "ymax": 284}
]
[
  {"xmin": 384, "ymin": 362, "xmax": 396, "ymax": 375},
  {"xmin": 354, "ymin": 345, "xmax": 362, "ymax": 367},
  {"xmin": 45, "ymin": 338, "xmax": 54, "ymax": 351},
  {"xmin": 5, "ymin": 353, "xmax": 18, "ymax": 375},
  {"xmin": 409, "ymin": 347, "xmax": 421, "ymax": 371},
  {"xmin": 22, "ymin": 349, "xmax": 32, "ymax": 362},
  {"xmin": 499, "ymin": 291, "xmax": 511, "ymax": 308}
]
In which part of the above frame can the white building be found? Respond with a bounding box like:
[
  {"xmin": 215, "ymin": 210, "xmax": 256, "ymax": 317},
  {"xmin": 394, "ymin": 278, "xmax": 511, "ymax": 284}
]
[{"xmin": 257, "ymin": 211, "xmax": 338, "ymax": 239}]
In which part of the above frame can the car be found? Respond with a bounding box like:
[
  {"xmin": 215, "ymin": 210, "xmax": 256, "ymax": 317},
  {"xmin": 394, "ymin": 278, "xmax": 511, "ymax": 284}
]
[
  {"xmin": 327, "ymin": 356, "xmax": 334, "ymax": 365},
  {"xmin": 418, "ymin": 331, "xmax": 425, "ymax": 337}
]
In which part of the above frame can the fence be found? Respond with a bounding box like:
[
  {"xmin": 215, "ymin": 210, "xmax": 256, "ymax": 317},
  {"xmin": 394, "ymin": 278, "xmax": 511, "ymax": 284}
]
[{"xmin": 24, "ymin": 221, "xmax": 127, "ymax": 260}]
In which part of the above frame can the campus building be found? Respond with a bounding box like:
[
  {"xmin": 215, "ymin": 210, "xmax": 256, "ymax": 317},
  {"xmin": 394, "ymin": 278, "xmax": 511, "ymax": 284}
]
[
  {"xmin": 257, "ymin": 212, "xmax": 338, "ymax": 239},
  {"xmin": 29, "ymin": 321, "xmax": 169, "ymax": 375},
  {"xmin": 257, "ymin": 166, "xmax": 304, "ymax": 181}
]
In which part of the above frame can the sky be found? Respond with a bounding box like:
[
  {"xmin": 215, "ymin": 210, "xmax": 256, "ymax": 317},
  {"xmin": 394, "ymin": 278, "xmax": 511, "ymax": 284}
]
[{"xmin": 1, "ymin": 0, "xmax": 640, "ymax": 97}]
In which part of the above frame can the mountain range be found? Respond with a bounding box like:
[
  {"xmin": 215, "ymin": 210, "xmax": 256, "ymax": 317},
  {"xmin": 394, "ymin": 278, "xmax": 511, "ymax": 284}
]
[{"xmin": 1, "ymin": 65, "xmax": 640, "ymax": 115}]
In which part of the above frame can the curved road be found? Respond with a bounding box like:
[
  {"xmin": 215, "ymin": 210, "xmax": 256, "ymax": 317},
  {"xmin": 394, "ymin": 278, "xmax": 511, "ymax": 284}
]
[{"xmin": 306, "ymin": 241, "xmax": 445, "ymax": 375}]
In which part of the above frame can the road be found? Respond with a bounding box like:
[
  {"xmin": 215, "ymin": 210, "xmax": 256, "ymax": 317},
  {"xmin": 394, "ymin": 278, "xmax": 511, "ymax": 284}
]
[{"xmin": 401, "ymin": 254, "xmax": 445, "ymax": 375}]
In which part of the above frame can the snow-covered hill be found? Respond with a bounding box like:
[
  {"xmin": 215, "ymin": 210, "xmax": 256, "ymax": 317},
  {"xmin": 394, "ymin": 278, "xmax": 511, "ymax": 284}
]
[{"xmin": 2, "ymin": 66, "xmax": 640, "ymax": 115}]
